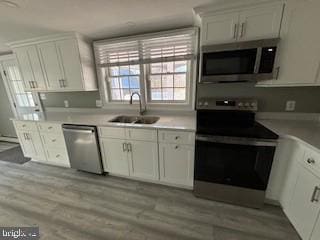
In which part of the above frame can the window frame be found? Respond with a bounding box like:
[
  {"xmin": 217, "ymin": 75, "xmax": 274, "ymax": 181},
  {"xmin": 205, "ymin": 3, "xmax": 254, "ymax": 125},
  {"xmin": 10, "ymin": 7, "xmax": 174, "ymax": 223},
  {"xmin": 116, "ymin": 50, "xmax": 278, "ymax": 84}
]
[{"xmin": 94, "ymin": 27, "xmax": 198, "ymax": 111}]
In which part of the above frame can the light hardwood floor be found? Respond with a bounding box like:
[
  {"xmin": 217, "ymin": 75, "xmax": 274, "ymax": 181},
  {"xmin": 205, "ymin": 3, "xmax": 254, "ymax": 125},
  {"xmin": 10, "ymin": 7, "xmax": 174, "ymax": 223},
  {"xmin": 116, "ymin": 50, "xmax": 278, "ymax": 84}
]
[{"xmin": 0, "ymin": 161, "xmax": 300, "ymax": 240}]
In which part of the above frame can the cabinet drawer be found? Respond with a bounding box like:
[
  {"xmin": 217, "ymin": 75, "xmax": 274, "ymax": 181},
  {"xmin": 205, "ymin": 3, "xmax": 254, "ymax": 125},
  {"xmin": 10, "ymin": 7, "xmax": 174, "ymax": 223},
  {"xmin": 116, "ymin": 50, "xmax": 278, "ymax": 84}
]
[
  {"xmin": 302, "ymin": 149, "xmax": 320, "ymax": 175},
  {"xmin": 158, "ymin": 130, "xmax": 195, "ymax": 145},
  {"xmin": 37, "ymin": 122, "xmax": 62, "ymax": 133},
  {"xmin": 126, "ymin": 128, "xmax": 157, "ymax": 142},
  {"xmin": 99, "ymin": 127, "xmax": 126, "ymax": 139},
  {"xmin": 45, "ymin": 148, "xmax": 69, "ymax": 166},
  {"xmin": 40, "ymin": 133, "xmax": 66, "ymax": 149},
  {"xmin": 14, "ymin": 121, "xmax": 38, "ymax": 132}
]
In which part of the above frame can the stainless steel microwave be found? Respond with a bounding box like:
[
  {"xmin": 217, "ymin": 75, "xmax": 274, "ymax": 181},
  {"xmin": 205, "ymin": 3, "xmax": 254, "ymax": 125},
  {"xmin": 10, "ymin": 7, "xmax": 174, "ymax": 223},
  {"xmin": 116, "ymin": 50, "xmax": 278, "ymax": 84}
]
[{"xmin": 200, "ymin": 38, "xmax": 280, "ymax": 84}]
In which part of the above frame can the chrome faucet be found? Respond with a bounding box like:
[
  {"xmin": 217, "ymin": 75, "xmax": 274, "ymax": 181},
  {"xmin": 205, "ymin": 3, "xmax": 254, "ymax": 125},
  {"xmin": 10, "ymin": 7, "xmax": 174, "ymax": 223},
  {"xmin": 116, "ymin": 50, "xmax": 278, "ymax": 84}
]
[{"xmin": 130, "ymin": 92, "xmax": 146, "ymax": 115}]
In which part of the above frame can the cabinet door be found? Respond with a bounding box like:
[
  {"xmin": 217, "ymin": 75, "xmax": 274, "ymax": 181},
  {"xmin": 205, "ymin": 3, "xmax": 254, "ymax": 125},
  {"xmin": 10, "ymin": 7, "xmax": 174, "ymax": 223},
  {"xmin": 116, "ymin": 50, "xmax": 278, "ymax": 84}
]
[
  {"xmin": 311, "ymin": 215, "xmax": 320, "ymax": 240},
  {"xmin": 128, "ymin": 140, "xmax": 159, "ymax": 181},
  {"xmin": 17, "ymin": 131, "xmax": 35, "ymax": 158},
  {"xmin": 287, "ymin": 166, "xmax": 320, "ymax": 240},
  {"xmin": 100, "ymin": 138, "xmax": 129, "ymax": 176},
  {"xmin": 56, "ymin": 39, "xmax": 83, "ymax": 90},
  {"xmin": 37, "ymin": 42, "xmax": 64, "ymax": 90},
  {"xmin": 238, "ymin": 3, "xmax": 283, "ymax": 41},
  {"xmin": 159, "ymin": 143, "xmax": 194, "ymax": 187},
  {"xmin": 201, "ymin": 12, "xmax": 239, "ymax": 45},
  {"xmin": 28, "ymin": 131, "xmax": 46, "ymax": 161},
  {"xmin": 269, "ymin": 0, "xmax": 320, "ymax": 86},
  {"xmin": 14, "ymin": 45, "xmax": 47, "ymax": 91}
]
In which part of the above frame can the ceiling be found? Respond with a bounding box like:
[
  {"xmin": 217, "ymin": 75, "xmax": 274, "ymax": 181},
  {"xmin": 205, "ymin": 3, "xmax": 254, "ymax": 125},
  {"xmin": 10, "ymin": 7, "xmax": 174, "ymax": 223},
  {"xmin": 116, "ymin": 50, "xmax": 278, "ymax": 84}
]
[{"xmin": 0, "ymin": 0, "xmax": 214, "ymax": 53}]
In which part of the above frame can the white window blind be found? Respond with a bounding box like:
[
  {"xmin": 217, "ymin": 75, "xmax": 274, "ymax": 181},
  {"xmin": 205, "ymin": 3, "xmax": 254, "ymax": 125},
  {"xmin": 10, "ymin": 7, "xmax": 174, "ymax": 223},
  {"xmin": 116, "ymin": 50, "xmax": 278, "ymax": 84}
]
[
  {"xmin": 94, "ymin": 27, "xmax": 198, "ymax": 103},
  {"xmin": 95, "ymin": 28, "xmax": 198, "ymax": 67}
]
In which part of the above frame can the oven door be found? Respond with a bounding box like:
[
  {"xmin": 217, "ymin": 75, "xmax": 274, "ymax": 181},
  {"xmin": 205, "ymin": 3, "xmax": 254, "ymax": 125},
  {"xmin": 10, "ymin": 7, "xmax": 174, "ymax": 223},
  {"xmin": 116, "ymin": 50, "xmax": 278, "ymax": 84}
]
[{"xmin": 195, "ymin": 135, "xmax": 277, "ymax": 191}]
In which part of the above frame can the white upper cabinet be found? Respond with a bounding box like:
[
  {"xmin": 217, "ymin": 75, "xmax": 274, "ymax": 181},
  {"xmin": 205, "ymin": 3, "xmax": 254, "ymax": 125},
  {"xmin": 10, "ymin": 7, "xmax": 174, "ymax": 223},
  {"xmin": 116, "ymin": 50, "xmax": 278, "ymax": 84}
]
[
  {"xmin": 37, "ymin": 42, "xmax": 64, "ymax": 90},
  {"xmin": 257, "ymin": 0, "xmax": 320, "ymax": 86},
  {"xmin": 200, "ymin": 2, "xmax": 284, "ymax": 45},
  {"xmin": 201, "ymin": 12, "xmax": 239, "ymax": 45},
  {"xmin": 14, "ymin": 45, "xmax": 46, "ymax": 91},
  {"xmin": 9, "ymin": 33, "xmax": 97, "ymax": 92},
  {"xmin": 238, "ymin": 3, "xmax": 283, "ymax": 41},
  {"xmin": 55, "ymin": 39, "xmax": 84, "ymax": 91}
]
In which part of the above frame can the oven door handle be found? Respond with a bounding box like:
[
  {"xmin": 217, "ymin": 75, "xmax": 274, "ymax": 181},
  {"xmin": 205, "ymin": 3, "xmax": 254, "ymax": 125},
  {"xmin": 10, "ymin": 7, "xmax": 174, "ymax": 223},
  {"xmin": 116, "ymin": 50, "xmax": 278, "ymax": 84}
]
[{"xmin": 196, "ymin": 135, "xmax": 278, "ymax": 147}]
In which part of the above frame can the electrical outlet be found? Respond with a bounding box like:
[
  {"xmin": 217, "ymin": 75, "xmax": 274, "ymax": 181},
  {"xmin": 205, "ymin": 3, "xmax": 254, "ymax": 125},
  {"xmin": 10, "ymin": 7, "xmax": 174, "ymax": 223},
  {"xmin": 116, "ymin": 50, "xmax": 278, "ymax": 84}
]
[
  {"xmin": 64, "ymin": 100, "xmax": 69, "ymax": 108},
  {"xmin": 40, "ymin": 93, "xmax": 46, "ymax": 100},
  {"xmin": 286, "ymin": 100, "xmax": 296, "ymax": 111},
  {"xmin": 96, "ymin": 99, "xmax": 103, "ymax": 108}
]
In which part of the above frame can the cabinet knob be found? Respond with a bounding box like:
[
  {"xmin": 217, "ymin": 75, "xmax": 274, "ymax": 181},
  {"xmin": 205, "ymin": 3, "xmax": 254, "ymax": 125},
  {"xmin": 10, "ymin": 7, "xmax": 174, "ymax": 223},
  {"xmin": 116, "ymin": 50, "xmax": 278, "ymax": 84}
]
[
  {"xmin": 175, "ymin": 145, "xmax": 179, "ymax": 149},
  {"xmin": 307, "ymin": 158, "xmax": 315, "ymax": 164},
  {"xmin": 175, "ymin": 136, "xmax": 180, "ymax": 140},
  {"xmin": 51, "ymin": 139, "xmax": 56, "ymax": 142},
  {"xmin": 22, "ymin": 124, "xmax": 26, "ymax": 127},
  {"xmin": 48, "ymin": 126, "xmax": 53, "ymax": 130},
  {"xmin": 56, "ymin": 154, "xmax": 60, "ymax": 158}
]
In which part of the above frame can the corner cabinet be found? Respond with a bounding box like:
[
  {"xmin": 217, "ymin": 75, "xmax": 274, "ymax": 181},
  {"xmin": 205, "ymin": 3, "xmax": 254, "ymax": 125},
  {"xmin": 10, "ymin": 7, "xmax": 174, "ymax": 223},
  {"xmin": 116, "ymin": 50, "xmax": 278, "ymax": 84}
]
[
  {"xmin": 200, "ymin": 2, "xmax": 284, "ymax": 45},
  {"xmin": 8, "ymin": 33, "xmax": 97, "ymax": 92}
]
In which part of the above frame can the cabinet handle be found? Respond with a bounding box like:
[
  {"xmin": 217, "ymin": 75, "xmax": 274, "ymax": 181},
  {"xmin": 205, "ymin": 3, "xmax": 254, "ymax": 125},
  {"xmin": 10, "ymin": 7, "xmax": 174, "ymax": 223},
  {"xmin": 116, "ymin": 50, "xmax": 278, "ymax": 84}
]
[
  {"xmin": 25, "ymin": 133, "xmax": 30, "ymax": 140},
  {"xmin": 311, "ymin": 186, "xmax": 320, "ymax": 203},
  {"xmin": 51, "ymin": 139, "xmax": 56, "ymax": 142},
  {"xmin": 56, "ymin": 154, "xmax": 60, "ymax": 158},
  {"xmin": 29, "ymin": 81, "xmax": 33, "ymax": 89},
  {"xmin": 22, "ymin": 124, "xmax": 26, "ymax": 127},
  {"xmin": 33, "ymin": 81, "xmax": 38, "ymax": 88},
  {"xmin": 59, "ymin": 79, "xmax": 63, "ymax": 88},
  {"xmin": 23, "ymin": 133, "xmax": 27, "ymax": 140},
  {"xmin": 63, "ymin": 79, "xmax": 67, "ymax": 88},
  {"xmin": 307, "ymin": 158, "xmax": 315, "ymax": 164},
  {"xmin": 233, "ymin": 24, "xmax": 238, "ymax": 39},
  {"xmin": 127, "ymin": 143, "xmax": 132, "ymax": 152},
  {"xmin": 122, "ymin": 143, "xmax": 127, "ymax": 152},
  {"xmin": 48, "ymin": 126, "xmax": 53, "ymax": 130},
  {"xmin": 240, "ymin": 22, "xmax": 246, "ymax": 38},
  {"xmin": 175, "ymin": 145, "xmax": 179, "ymax": 149}
]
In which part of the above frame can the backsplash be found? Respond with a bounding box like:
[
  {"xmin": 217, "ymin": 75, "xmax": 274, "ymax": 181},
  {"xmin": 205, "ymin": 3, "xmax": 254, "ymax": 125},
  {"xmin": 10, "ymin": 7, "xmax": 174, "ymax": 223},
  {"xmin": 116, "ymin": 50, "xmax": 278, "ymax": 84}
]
[{"xmin": 41, "ymin": 83, "xmax": 320, "ymax": 113}]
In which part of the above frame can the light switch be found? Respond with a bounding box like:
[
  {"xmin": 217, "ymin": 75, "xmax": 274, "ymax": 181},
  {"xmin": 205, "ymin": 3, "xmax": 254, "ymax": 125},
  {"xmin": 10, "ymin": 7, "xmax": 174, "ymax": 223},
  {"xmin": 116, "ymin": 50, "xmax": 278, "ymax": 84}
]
[{"xmin": 286, "ymin": 101, "xmax": 296, "ymax": 111}]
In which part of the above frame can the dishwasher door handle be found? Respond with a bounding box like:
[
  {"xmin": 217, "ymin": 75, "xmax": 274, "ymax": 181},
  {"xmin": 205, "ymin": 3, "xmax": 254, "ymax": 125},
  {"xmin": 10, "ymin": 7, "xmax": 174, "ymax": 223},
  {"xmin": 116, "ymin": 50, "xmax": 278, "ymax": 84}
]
[{"xmin": 63, "ymin": 128, "xmax": 94, "ymax": 134}]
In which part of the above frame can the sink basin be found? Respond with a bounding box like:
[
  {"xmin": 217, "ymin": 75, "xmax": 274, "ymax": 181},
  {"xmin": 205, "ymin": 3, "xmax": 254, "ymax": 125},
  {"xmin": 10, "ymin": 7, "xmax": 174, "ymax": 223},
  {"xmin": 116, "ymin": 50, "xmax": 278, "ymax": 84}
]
[{"xmin": 109, "ymin": 115, "xmax": 159, "ymax": 124}]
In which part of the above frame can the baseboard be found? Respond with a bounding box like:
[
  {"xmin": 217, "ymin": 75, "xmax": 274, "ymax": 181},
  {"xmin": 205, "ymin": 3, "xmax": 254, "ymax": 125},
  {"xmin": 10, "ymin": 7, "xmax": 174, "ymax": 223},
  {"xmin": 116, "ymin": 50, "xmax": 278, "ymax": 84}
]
[{"xmin": 0, "ymin": 136, "xmax": 19, "ymax": 143}]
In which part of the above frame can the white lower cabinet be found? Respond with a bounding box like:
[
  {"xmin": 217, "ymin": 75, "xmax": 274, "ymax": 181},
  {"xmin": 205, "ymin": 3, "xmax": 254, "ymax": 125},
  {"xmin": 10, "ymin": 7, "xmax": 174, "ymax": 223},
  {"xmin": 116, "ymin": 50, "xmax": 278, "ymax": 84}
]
[
  {"xmin": 100, "ymin": 138, "xmax": 129, "ymax": 176},
  {"xmin": 159, "ymin": 143, "xmax": 194, "ymax": 187},
  {"xmin": 99, "ymin": 127, "xmax": 195, "ymax": 188},
  {"xmin": 311, "ymin": 216, "xmax": 320, "ymax": 240},
  {"xmin": 17, "ymin": 130, "xmax": 46, "ymax": 161},
  {"xmin": 128, "ymin": 140, "xmax": 159, "ymax": 181},
  {"xmin": 286, "ymin": 166, "xmax": 320, "ymax": 240}
]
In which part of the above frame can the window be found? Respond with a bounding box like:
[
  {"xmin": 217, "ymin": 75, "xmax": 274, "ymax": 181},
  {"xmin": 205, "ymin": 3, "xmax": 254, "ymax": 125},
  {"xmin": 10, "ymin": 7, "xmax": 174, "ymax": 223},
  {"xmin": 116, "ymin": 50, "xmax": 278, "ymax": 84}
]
[{"xmin": 94, "ymin": 28, "xmax": 198, "ymax": 106}]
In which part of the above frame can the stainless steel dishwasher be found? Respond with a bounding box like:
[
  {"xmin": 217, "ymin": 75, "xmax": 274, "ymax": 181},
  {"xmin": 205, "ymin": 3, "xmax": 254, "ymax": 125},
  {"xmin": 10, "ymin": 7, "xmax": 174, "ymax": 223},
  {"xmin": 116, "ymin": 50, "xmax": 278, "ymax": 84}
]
[{"xmin": 62, "ymin": 124, "xmax": 103, "ymax": 174}]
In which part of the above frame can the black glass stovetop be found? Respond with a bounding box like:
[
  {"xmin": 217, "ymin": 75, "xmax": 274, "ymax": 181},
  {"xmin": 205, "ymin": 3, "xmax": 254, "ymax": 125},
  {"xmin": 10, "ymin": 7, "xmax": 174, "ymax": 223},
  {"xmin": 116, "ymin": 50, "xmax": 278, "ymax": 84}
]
[{"xmin": 196, "ymin": 110, "xmax": 278, "ymax": 140}]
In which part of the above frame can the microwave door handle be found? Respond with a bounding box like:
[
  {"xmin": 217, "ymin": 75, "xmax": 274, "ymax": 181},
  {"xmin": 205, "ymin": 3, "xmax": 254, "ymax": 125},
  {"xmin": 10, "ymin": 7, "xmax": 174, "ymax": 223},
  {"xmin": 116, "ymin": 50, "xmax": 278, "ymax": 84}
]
[{"xmin": 254, "ymin": 47, "xmax": 262, "ymax": 74}]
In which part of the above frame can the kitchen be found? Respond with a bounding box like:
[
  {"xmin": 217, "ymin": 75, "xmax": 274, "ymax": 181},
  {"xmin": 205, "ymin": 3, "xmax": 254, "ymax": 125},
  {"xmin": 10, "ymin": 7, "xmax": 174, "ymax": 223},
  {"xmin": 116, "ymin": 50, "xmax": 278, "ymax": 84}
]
[{"xmin": 0, "ymin": 0, "xmax": 319, "ymax": 239}]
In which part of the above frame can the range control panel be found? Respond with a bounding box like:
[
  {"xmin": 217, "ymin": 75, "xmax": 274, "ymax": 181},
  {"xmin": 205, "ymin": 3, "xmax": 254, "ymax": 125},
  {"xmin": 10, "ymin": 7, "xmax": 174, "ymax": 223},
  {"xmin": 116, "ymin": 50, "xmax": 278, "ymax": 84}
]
[{"xmin": 197, "ymin": 98, "xmax": 258, "ymax": 111}]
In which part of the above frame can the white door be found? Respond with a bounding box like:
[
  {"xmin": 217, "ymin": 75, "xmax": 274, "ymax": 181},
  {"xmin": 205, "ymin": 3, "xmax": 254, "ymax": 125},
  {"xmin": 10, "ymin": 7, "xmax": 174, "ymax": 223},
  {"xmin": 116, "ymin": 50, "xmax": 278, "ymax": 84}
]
[
  {"xmin": 37, "ymin": 42, "xmax": 64, "ymax": 90},
  {"xmin": 238, "ymin": 3, "xmax": 283, "ymax": 41},
  {"xmin": 287, "ymin": 166, "xmax": 320, "ymax": 240},
  {"xmin": 100, "ymin": 138, "xmax": 129, "ymax": 176},
  {"xmin": 311, "ymin": 215, "xmax": 320, "ymax": 240},
  {"xmin": 128, "ymin": 140, "xmax": 159, "ymax": 180},
  {"xmin": 56, "ymin": 39, "xmax": 83, "ymax": 90},
  {"xmin": 14, "ymin": 45, "xmax": 47, "ymax": 91},
  {"xmin": 201, "ymin": 12, "xmax": 239, "ymax": 45},
  {"xmin": 0, "ymin": 59, "xmax": 41, "ymax": 116},
  {"xmin": 159, "ymin": 143, "xmax": 194, "ymax": 187}
]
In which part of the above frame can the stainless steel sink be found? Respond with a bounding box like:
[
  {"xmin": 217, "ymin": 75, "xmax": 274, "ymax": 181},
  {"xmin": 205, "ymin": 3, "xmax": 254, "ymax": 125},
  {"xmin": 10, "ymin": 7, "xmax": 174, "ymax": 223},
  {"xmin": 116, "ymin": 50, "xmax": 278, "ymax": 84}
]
[{"xmin": 109, "ymin": 115, "xmax": 159, "ymax": 124}]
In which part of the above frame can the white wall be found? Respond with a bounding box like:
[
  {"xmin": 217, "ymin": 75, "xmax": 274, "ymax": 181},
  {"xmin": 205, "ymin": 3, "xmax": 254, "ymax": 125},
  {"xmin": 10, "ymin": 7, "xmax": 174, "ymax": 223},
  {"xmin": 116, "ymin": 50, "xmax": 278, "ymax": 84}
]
[{"xmin": 0, "ymin": 74, "xmax": 16, "ymax": 137}]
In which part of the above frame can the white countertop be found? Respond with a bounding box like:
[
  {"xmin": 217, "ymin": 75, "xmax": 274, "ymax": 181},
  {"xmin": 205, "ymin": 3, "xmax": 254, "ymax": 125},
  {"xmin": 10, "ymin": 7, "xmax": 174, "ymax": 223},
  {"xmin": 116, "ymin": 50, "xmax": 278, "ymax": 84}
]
[
  {"xmin": 259, "ymin": 119, "xmax": 320, "ymax": 151},
  {"xmin": 12, "ymin": 112, "xmax": 196, "ymax": 132}
]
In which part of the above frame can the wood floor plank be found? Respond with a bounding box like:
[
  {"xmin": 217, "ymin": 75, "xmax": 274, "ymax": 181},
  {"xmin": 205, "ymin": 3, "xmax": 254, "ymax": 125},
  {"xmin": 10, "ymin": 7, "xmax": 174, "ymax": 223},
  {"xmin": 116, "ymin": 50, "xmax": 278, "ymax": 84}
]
[{"xmin": 0, "ymin": 161, "xmax": 300, "ymax": 240}]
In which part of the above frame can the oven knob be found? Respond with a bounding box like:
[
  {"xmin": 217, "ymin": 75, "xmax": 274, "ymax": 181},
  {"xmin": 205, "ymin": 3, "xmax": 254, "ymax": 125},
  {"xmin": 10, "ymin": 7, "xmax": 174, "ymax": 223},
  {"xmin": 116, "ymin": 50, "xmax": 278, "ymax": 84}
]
[
  {"xmin": 251, "ymin": 102, "xmax": 257, "ymax": 108},
  {"xmin": 204, "ymin": 102, "xmax": 209, "ymax": 107},
  {"xmin": 244, "ymin": 102, "xmax": 250, "ymax": 108},
  {"xmin": 198, "ymin": 102, "xmax": 203, "ymax": 106},
  {"xmin": 238, "ymin": 102, "xmax": 244, "ymax": 108}
]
